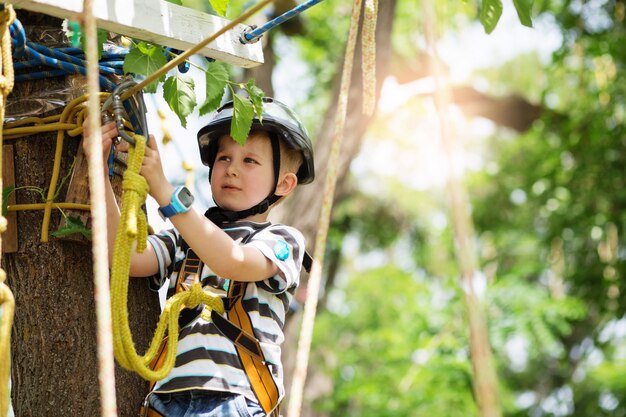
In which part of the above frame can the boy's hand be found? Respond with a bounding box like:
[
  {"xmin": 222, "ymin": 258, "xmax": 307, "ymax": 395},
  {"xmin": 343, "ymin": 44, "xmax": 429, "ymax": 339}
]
[
  {"xmin": 141, "ymin": 135, "xmax": 173, "ymax": 204},
  {"xmin": 82, "ymin": 120, "xmax": 128, "ymax": 163}
]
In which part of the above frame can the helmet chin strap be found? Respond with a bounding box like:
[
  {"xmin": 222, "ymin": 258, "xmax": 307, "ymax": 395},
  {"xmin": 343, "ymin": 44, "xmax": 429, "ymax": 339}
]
[{"xmin": 206, "ymin": 133, "xmax": 282, "ymax": 226}]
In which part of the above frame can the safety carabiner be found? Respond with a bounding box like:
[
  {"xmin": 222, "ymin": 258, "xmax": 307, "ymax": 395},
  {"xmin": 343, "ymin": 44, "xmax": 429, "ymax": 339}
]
[{"xmin": 100, "ymin": 78, "xmax": 149, "ymax": 146}]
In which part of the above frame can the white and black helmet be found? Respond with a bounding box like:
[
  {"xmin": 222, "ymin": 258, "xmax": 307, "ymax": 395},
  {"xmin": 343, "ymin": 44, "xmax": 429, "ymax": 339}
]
[
  {"xmin": 197, "ymin": 97, "xmax": 315, "ymax": 224},
  {"xmin": 197, "ymin": 97, "xmax": 314, "ymax": 184}
]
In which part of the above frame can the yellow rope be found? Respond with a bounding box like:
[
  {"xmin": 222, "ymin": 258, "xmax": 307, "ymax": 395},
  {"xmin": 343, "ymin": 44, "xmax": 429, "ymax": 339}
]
[
  {"xmin": 1, "ymin": 94, "xmax": 109, "ymax": 242},
  {"xmin": 109, "ymin": 133, "xmax": 224, "ymax": 380},
  {"xmin": 0, "ymin": 5, "xmax": 16, "ymax": 417},
  {"xmin": 7, "ymin": 202, "xmax": 91, "ymax": 211}
]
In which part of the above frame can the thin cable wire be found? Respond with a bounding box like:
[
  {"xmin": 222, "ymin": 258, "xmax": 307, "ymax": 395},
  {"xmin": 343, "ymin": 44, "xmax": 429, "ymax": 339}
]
[{"xmin": 240, "ymin": 0, "xmax": 324, "ymax": 44}]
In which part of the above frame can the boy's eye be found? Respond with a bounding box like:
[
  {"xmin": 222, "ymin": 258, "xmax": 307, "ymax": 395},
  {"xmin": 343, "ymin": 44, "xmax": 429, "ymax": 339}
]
[
  {"xmin": 244, "ymin": 157, "xmax": 258, "ymax": 164},
  {"xmin": 217, "ymin": 155, "xmax": 230, "ymax": 162}
]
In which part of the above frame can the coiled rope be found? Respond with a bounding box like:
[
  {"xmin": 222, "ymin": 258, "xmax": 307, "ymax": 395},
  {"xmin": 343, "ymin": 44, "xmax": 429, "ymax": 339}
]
[
  {"xmin": 109, "ymin": 133, "xmax": 225, "ymax": 380},
  {"xmin": 0, "ymin": 5, "xmax": 15, "ymax": 417},
  {"xmin": 9, "ymin": 18, "xmax": 119, "ymax": 91}
]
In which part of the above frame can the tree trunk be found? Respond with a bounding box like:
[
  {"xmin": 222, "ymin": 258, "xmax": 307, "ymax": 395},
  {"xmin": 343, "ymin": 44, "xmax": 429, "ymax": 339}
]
[{"xmin": 4, "ymin": 11, "xmax": 160, "ymax": 417}]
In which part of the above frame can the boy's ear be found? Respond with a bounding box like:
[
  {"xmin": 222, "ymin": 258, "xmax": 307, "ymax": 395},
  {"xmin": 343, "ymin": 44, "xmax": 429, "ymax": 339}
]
[{"xmin": 275, "ymin": 172, "xmax": 298, "ymax": 197}]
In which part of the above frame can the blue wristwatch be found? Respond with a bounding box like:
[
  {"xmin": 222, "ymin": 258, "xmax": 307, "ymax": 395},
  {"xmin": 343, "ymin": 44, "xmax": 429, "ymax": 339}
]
[{"xmin": 158, "ymin": 186, "xmax": 195, "ymax": 219}]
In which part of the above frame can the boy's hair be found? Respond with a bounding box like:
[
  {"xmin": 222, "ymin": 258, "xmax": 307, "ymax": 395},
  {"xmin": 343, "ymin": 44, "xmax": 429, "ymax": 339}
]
[{"xmin": 278, "ymin": 135, "xmax": 304, "ymax": 178}]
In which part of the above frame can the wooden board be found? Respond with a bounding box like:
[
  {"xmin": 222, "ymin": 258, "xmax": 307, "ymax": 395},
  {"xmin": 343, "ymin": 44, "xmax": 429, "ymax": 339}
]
[
  {"xmin": 2, "ymin": 144, "xmax": 18, "ymax": 253},
  {"xmin": 8, "ymin": 0, "xmax": 264, "ymax": 67}
]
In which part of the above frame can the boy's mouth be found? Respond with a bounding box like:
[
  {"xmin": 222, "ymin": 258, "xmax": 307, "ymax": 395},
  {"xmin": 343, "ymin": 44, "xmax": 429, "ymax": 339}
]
[{"xmin": 222, "ymin": 184, "xmax": 241, "ymax": 191}]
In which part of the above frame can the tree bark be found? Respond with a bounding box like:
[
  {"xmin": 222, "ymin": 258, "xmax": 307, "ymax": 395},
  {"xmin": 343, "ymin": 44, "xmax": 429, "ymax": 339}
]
[{"xmin": 4, "ymin": 11, "xmax": 160, "ymax": 417}]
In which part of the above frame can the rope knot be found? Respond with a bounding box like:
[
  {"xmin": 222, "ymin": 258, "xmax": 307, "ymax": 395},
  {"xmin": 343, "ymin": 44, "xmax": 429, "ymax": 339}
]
[
  {"xmin": 122, "ymin": 170, "xmax": 149, "ymax": 196},
  {"xmin": 186, "ymin": 282, "xmax": 206, "ymax": 308}
]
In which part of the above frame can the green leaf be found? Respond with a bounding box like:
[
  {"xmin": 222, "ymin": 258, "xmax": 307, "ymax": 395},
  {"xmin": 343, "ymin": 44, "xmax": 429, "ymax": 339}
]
[
  {"xmin": 166, "ymin": 0, "xmax": 183, "ymax": 4},
  {"xmin": 512, "ymin": 0, "xmax": 533, "ymax": 28},
  {"xmin": 480, "ymin": 0, "xmax": 503, "ymax": 34},
  {"xmin": 231, "ymin": 94, "xmax": 254, "ymax": 146},
  {"xmin": 199, "ymin": 62, "xmax": 228, "ymax": 116},
  {"xmin": 163, "ymin": 75, "xmax": 197, "ymax": 128},
  {"xmin": 80, "ymin": 28, "xmax": 108, "ymax": 59},
  {"xmin": 208, "ymin": 0, "xmax": 228, "ymax": 16},
  {"xmin": 245, "ymin": 79, "xmax": 265, "ymax": 121},
  {"xmin": 51, "ymin": 216, "xmax": 92, "ymax": 240},
  {"xmin": 2, "ymin": 185, "xmax": 14, "ymax": 217},
  {"xmin": 123, "ymin": 42, "xmax": 168, "ymax": 93}
]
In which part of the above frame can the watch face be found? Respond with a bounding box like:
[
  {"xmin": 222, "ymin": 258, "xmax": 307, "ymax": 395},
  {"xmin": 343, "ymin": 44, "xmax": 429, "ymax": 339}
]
[{"xmin": 178, "ymin": 187, "xmax": 195, "ymax": 207}]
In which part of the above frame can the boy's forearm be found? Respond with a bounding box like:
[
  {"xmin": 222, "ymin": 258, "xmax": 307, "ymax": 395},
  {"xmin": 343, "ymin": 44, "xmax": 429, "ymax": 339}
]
[{"xmin": 166, "ymin": 208, "xmax": 278, "ymax": 282}]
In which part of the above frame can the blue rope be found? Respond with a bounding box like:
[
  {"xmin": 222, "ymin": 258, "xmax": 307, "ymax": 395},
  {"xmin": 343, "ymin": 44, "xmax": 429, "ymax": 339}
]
[
  {"xmin": 241, "ymin": 0, "xmax": 324, "ymax": 44},
  {"xmin": 15, "ymin": 69, "xmax": 69, "ymax": 82},
  {"xmin": 9, "ymin": 18, "xmax": 127, "ymax": 91}
]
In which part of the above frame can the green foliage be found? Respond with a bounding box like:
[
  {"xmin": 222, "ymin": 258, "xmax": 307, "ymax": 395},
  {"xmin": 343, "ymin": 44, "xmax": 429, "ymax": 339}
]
[
  {"xmin": 330, "ymin": 191, "xmax": 408, "ymax": 252},
  {"xmin": 230, "ymin": 93, "xmax": 255, "ymax": 145},
  {"xmin": 64, "ymin": 21, "xmax": 108, "ymax": 58},
  {"xmin": 123, "ymin": 42, "xmax": 168, "ymax": 94},
  {"xmin": 51, "ymin": 216, "xmax": 92, "ymax": 240},
  {"xmin": 245, "ymin": 79, "xmax": 265, "ymax": 120},
  {"xmin": 2, "ymin": 185, "xmax": 14, "ymax": 216},
  {"xmin": 512, "ymin": 0, "xmax": 533, "ymax": 27},
  {"xmin": 199, "ymin": 61, "xmax": 229, "ymax": 116},
  {"xmin": 123, "ymin": 43, "xmax": 264, "ymax": 142},
  {"xmin": 163, "ymin": 75, "xmax": 197, "ymax": 127},
  {"xmin": 82, "ymin": 28, "xmax": 109, "ymax": 59},
  {"xmin": 459, "ymin": 2, "xmax": 626, "ymax": 415},
  {"xmin": 480, "ymin": 0, "xmax": 503, "ymax": 33},
  {"xmin": 207, "ymin": 0, "xmax": 228, "ymax": 17},
  {"xmin": 479, "ymin": 0, "xmax": 533, "ymax": 33},
  {"xmin": 312, "ymin": 266, "xmax": 477, "ymax": 417}
]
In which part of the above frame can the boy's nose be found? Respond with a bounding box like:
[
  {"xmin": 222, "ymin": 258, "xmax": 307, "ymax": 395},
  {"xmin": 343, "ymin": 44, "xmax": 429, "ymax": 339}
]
[{"xmin": 226, "ymin": 163, "xmax": 239, "ymax": 177}]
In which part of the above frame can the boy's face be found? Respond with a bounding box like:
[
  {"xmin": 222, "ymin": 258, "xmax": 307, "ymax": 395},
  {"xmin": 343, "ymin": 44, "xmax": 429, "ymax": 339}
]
[{"xmin": 211, "ymin": 131, "xmax": 276, "ymax": 213}]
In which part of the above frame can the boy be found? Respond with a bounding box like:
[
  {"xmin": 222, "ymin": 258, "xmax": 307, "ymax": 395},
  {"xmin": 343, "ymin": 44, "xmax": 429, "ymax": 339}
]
[{"xmin": 87, "ymin": 97, "xmax": 314, "ymax": 416}]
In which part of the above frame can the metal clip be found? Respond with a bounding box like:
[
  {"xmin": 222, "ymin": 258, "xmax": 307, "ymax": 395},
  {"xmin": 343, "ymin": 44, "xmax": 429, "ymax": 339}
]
[
  {"xmin": 100, "ymin": 78, "xmax": 149, "ymax": 146},
  {"xmin": 240, "ymin": 25, "xmax": 262, "ymax": 44}
]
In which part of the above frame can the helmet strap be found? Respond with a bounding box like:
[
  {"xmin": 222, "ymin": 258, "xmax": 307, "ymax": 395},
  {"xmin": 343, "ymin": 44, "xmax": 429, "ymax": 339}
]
[{"xmin": 206, "ymin": 133, "xmax": 282, "ymax": 226}]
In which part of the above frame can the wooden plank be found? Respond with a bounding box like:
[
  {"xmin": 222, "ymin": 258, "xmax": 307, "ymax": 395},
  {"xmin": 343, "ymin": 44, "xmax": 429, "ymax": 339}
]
[
  {"xmin": 2, "ymin": 145, "xmax": 18, "ymax": 253},
  {"xmin": 8, "ymin": 0, "xmax": 264, "ymax": 68}
]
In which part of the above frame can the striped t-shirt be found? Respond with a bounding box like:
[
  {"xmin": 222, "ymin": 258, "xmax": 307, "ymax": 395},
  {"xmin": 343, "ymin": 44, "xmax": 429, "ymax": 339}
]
[{"xmin": 146, "ymin": 220, "xmax": 305, "ymax": 403}]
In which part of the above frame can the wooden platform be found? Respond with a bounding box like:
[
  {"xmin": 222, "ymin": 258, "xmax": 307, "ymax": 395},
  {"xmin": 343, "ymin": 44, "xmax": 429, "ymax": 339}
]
[{"xmin": 8, "ymin": 0, "xmax": 264, "ymax": 67}]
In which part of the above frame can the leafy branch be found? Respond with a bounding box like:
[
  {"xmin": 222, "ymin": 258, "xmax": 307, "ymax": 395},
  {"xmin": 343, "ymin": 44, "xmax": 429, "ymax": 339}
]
[
  {"xmin": 479, "ymin": 0, "xmax": 533, "ymax": 34},
  {"xmin": 123, "ymin": 41, "xmax": 265, "ymax": 144}
]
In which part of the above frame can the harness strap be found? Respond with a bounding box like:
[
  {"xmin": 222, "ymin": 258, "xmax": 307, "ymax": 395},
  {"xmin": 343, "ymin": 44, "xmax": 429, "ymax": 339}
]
[
  {"xmin": 143, "ymin": 246, "xmax": 280, "ymax": 416},
  {"xmin": 225, "ymin": 280, "xmax": 280, "ymax": 415}
]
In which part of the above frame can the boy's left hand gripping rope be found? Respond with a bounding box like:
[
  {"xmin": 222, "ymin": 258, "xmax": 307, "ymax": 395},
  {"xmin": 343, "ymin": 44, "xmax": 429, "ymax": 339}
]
[{"xmin": 109, "ymin": 133, "xmax": 224, "ymax": 381}]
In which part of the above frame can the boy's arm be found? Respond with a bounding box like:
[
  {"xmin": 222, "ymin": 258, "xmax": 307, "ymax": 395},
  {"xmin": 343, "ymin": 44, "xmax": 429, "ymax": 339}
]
[
  {"xmin": 141, "ymin": 140, "xmax": 278, "ymax": 282},
  {"xmin": 83, "ymin": 121, "xmax": 159, "ymax": 277}
]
